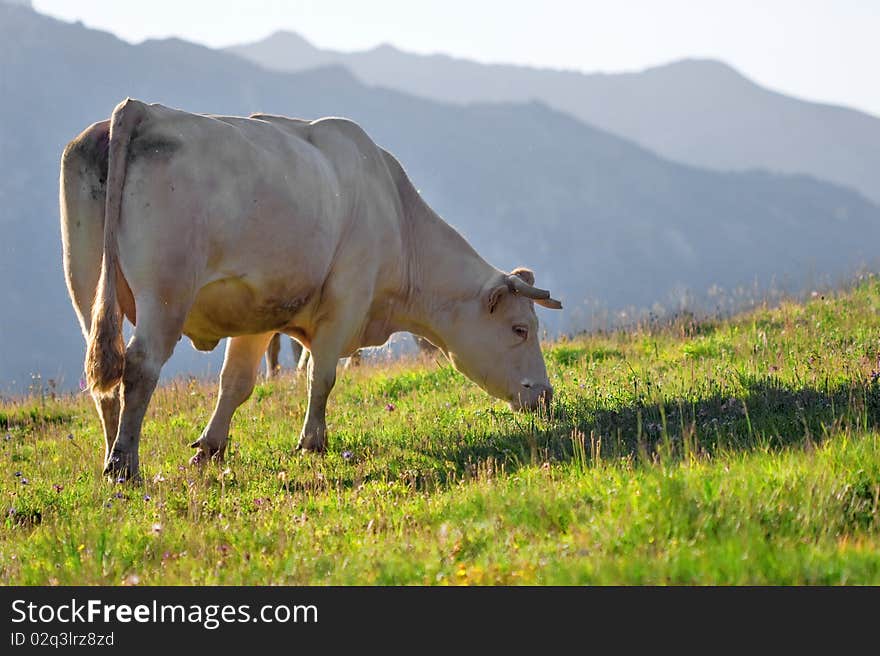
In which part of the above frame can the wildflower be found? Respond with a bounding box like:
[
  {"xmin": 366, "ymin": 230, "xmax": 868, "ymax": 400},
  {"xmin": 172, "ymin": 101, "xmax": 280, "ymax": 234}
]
[
  {"xmin": 342, "ymin": 450, "xmax": 353, "ymax": 460},
  {"xmin": 122, "ymin": 574, "xmax": 140, "ymax": 586},
  {"xmin": 14, "ymin": 471, "xmax": 21, "ymax": 477},
  {"xmin": 52, "ymin": 484, "xmax": 64, "ymax": 493},
  {"xmin": 385, "ymin": 403, "xmax": 396, "ymax": 412},
  {"xmin": 20, "ymin": 478, "xmax": 28, "ymax": 485}
]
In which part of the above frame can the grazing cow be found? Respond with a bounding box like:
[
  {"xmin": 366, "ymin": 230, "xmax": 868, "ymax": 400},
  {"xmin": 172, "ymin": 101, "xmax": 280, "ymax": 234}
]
[{"xmin": 60, "ymin": 98, "xmax": 562, "ymax": 481}]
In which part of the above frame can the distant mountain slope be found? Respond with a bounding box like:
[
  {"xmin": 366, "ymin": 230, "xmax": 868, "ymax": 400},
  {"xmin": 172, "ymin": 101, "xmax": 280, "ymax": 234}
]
[
  {"xmin": 229, "ymin": 32, "xmax": 880, "ymax": 204},
  {"xmin": 2, "ymin": 4, "xmax": 879, "ymax": 391}
]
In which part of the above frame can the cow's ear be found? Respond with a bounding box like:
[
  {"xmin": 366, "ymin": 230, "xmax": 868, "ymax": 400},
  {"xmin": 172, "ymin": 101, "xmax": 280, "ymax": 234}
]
[
  {"xmin": 487, "ymin": 284, "xmax": 508, "ymax": 314},
  {"xmin": 511, "ymin": 267, "xmax": 535, "ymax": 286}
]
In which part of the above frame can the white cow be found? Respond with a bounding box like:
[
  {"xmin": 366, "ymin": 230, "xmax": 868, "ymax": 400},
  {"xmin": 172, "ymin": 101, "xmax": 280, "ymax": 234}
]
[{"xmin": 60, "ymin": 99, "xmax": 562, "ymax": 480}]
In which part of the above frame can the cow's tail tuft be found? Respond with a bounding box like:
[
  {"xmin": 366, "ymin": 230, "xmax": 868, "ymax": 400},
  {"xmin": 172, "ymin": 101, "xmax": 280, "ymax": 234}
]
[{"xmin": 85, "ymin": 98, "xmax": 145, "ymax": 394}]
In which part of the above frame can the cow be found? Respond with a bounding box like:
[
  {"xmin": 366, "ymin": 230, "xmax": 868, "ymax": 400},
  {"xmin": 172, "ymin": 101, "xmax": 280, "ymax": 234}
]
[{"xmin": 60, "ymin": 98, "xmax": 562, "ymax": 481}]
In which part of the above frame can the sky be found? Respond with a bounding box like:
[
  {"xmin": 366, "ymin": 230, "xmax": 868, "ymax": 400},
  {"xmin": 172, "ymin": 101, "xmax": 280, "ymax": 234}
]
[{"xmin": 30, "ymin": 0, "xmax": 880, "ymax": 117}]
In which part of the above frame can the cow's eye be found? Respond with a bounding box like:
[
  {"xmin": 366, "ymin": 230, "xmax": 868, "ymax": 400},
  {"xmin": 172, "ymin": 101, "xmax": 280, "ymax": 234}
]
[{"xmin": 513, "ymin": 325, "xmax": 529, "ymax": 340}]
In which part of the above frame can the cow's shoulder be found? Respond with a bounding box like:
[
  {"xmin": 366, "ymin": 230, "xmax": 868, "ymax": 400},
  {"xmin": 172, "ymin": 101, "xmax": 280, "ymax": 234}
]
[
  {"xmin": 247, "ymin": 113, "xmax": 375, "ymax": 156},
  {"xmin": 247, "ymin": 113, "xmax": 311, "ymax": 137},
  {"xmin": 306, "ymin": 118, "xmax": 393, "ymax": 176},
  {"xmin": 307, "ymin": 116, "xmax": 374, "ymax": 148}
]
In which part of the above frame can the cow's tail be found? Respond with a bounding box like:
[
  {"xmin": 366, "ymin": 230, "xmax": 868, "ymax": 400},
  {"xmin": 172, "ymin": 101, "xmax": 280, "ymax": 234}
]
[{"xmin": 85, "ymin": 98, "xmax": 145, "ymax": 394}]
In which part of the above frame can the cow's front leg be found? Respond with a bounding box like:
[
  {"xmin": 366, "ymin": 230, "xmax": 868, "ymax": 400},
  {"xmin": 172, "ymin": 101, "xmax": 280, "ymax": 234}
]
[
  {"xmin": 191, "ymin": 332, "xmax": 275, "ymax": 466},
  {"xmin": 297, "ymin": 342, "xmax": 342, "ymax": 453}
]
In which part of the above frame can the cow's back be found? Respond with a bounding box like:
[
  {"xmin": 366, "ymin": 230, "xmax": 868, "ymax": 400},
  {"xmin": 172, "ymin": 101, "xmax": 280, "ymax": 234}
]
[{"xmin": 114, "ymin": 103, "xmax": 408, "ymax": 349}]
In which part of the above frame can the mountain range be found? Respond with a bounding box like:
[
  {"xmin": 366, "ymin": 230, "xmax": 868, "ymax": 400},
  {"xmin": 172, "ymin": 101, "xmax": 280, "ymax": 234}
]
[{"xmin": 229, "ymin": 31, "xmax": 880, "ymax": 204}]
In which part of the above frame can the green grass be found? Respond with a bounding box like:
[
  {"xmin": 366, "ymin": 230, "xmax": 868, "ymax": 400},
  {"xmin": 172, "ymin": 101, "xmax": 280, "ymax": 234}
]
[{"xmin": 3, "ymin": 278, "xmax": 880, "ymax": 584}]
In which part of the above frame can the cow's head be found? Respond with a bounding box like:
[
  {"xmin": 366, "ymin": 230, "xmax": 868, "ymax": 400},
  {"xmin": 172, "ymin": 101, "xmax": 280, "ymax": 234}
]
[{"xmin": 439, "ymin": 267, "xmax": 562, "ymax": 411}]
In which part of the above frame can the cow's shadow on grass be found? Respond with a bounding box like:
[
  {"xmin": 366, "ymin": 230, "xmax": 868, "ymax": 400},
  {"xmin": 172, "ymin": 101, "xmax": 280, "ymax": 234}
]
[{"xmin": 411, "ymin": 376, "xmax": 880, "ymax": 484}]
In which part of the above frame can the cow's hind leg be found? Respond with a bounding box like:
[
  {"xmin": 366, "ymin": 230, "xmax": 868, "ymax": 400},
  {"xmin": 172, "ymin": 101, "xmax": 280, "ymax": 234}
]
[
  {"xmin": 265, "ymin": 333, "xmax": 282, "ymax": 378},
  {"xmin": 60, "ymin": 119, "xmax": 126, "ymax": 474},
  {"xmin": 104, "ymin": 302, "xmax": 185, "ymax": 481},
  {"xmin": 93, "ymin": 390, "xmax": 121, "ymax": 465},
  {"xmin": 190, "ymin": 332, "xmax": 274, "ymax": 466}
]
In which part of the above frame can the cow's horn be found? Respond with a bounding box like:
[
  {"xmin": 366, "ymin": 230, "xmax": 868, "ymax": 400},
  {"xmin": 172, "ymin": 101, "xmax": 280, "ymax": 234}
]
[{"xmin": 506, "ymin": 275, "xmax": 563, "ymax": 309}]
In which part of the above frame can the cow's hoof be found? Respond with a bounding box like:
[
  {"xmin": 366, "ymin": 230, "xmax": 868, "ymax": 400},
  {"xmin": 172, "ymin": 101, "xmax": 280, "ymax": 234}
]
[
  {"xmin": 189, "ymin": 438, "xmax": 224, "ymax": 466},
  {"xmin": 296, "ymin": 436, "xmax": 326, "ymax": 454},
  {"xmin": 103, "ymin": 451, "xmax": 139, "ymax": 483}
]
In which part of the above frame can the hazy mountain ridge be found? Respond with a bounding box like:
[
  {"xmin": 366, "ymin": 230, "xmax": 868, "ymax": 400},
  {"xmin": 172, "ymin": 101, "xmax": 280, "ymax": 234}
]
[
  {"xmin": 229, "ymin": 31, "xmax": 880, "ymax": 204},
  {"xmin": 1, "ymin": 5, "xmax": 879, "ymax": 391}
]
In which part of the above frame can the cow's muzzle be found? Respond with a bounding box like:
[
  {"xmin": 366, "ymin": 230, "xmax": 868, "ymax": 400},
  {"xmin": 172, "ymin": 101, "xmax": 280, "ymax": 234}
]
[{"xmin": 510, "ymin": 380, "xmax": 553, "ymax": 412}]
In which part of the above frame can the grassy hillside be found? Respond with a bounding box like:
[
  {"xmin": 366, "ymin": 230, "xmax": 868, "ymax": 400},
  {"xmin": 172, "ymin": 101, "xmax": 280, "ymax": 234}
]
[{"xmin": 3, "ymin": 279, "xmax": 880, "ymax": 584}]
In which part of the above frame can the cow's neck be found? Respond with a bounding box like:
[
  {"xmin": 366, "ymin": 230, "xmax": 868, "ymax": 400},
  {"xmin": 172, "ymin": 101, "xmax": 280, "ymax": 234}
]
[{"xmin": 384, "ymin": 189, "xmax": 498, "ymax": 354}]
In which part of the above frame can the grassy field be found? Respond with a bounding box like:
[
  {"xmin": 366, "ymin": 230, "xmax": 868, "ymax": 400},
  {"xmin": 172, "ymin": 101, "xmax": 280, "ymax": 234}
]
[{"xmin": 3, "ymin": 278, "xmax": 880, "ymax": 585}]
